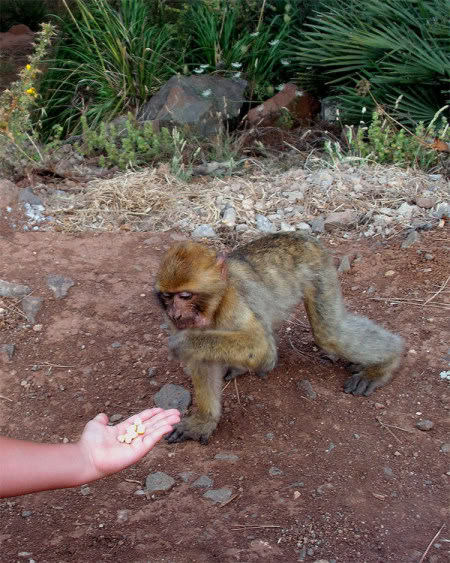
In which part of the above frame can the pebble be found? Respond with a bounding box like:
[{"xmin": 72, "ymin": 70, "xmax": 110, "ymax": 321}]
[
  {"xmin": 324, "ymin": 210, "xmax": 357, "ymax": 231},
  {"xmin": 397, "ymin": 202, "xmax": 416, "ymax": 219},
  {"xmin": 401, "ymin": 230, "xmax": 420, "ymax": 249},
  {"xmin": 147, "ymin": 367, "xmax": 157, "ymax": 378},
  {"xmin": 269, "ymin": 467, "xmax": 283, "ymax": 476},
  {"xmin": 21, "ymin": 510, "xmax": 33, "ymax": 518},
  {"xmin": 1, "ymin": 344, "xmax": 15, "ymax": 361},
  {"xmin": 203, "ymin": 488, "xmax": 233, "ymax": 504},
  {"xmin": 214, "ymin": 453, "xmax": 239, "ymax": 462},
  {"xmin": 178, "ymin": 471, "xmax": 194, "ymax": 483},
  {"xmin": 145, "ymin": 472, "xmax": 175, "ymax": 493},
  {"xmin": 255, "ymin": 214, "xmax": 276, "ymax": 233},
  {"xmin": 32, "ymin": 324, "xmax": 43, "ymax": 332},
  {"xmin": 416, "ymin": 419, "xmax": 434, "ymax": 431},
  {"xmin": 47, "ymin": 275, "xmax": 75, "ymax": 299},
  {"xmin": 192, "ymin": 224, "xmax": 216, "ymax": 238},
  {"xmin": 191, "ymin": 475, "xmax": 213, "ymax": 488},
  {"xmin": 265, "ymin": 432, "xmax": 274, "ymax": 440},
  {"xmin": 316, "ymin": 483, "xmax": 333, "ymax": 495},
  {"xmin": 310, "ymin": 217, "xmax": 325, "ymax": 233},
  {"xmin": 116, "ymin": 509, "xmax": 129, "ymax": 522},
  {"xmin": 384, "ymin": 270, "xmax": 395, "ymax": 277},
  {"xmin": 80, "ymin": 486, "xmax": 90, "ymax": 495},
  {"xmin": 297, "ymin": 221, "xmax": 312, "ymax": 232},
  {"xmin": 0, "ymin": 280, "xmax": 31, "ymax": 298},
  {"xmin": 296, "ymin": 379, "xmax": 317, "ymax": 400},
  {"xmin": 280, "ymin": 222, "xmax": 295, "ymax": 232},
  {"xmin": 21, "ymin": 296, "xmax": 43, "ymax": 324},
  {"xmin": 416, "ymin": 196, "xmax": 435, "ymax": 209},
  {"xmin": 111, "ymin": 341, "xmax": 121, "ymax": 348},
  {"xmin": 222, "ymin": 207, "xmax": 236, "ymax": 227},
  {"xmin": 154, "ymin": 383, "xmax": 191, "ymax": 413},
  {"xmin": 424, "ymin": 253, "xmax": 434, "ymax": 261},
  {"xmin": 440, "ymin": 443, "xmax": 450, "ymax": 453}
]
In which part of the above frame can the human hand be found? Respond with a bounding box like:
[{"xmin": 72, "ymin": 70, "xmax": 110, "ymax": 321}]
[{"xmin": 78, "ymin": 408, "xmax": 180, "ymax": 482}]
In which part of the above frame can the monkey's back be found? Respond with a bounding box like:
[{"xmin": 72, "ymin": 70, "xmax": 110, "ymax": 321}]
[{"xmin": 227, "ymin": 232, "xmax": 334, "ymax": 328}]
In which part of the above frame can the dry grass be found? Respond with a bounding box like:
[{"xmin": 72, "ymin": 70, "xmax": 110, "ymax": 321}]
[{"xmin": 45, "ymin": 161, "xmax": 449, "ymax": 238}]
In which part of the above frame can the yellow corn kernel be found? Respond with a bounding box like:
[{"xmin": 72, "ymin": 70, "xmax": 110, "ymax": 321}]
[
  {"xmin": 137, "ymin": 424, "xmax": 145, "ymax": 434},
  {"xmin": 124, "ymin": 435, "xmax": 133, "ymax": 444}
]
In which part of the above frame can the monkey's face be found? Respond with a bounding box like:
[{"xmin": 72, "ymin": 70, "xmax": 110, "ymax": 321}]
[{"xmin": 157, "ymin": 291, "xmax": 211, "ymax": 329}]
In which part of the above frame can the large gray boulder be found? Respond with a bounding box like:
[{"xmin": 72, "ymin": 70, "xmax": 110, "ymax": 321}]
[{"xmin": 138, "ymin": 75, "xmax": 247, "ymax": 137}]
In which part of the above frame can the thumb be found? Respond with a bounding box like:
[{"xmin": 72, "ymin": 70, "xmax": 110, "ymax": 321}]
[{"xmin": 92, "ymin": 413, "xmax": 109, "ymax": 425}]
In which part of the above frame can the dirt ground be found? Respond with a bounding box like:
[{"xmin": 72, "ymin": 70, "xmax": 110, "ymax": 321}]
[{"xmin": 0, "ymin": 226, "xmax": 449, "ymax": 563}]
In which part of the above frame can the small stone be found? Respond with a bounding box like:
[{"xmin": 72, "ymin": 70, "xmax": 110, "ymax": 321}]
[
  {"xmin": 255, "ymin": 214, "xmax": 276, "ymax": 233},
  {"xmin": 324, "ymin": 210, "xmax": 357, "ymax": 232},
  {"xmin": 296, "ymin": 221, "xmax": 311, "ymax": 232},
  {"xmin": 374, "ymin": 402, "xmax": 385, "ymax": 409},
  {"xmin": 280, "ymin": 222, "xmax": 295, "ymax": 232},
  {"xmin": 192, "ymin": 475, "xmax": 214, "ymax": 488},
  {"xmin": 316, "ymin": 483, "xmax": 333, "ymax": 495},
  {"xmin": 32, "ymin": 324, "xmax": 43, "ymax": 332},
  {"xmin": 310, "ymin": 217, "xmax": 325, "ymax": 233},
  {"xmin": 192, "ymin": 224, "xmax": 216, "ymax": 238},
  {"xmin": 214, "ymin": 453, "xmax": 239, "ymax": 462},
  {"xmin": 21, "ymin": 296, "xmax": 43, "ymax": 324},
  {"xmin": 433, "ymin": 202, "xmax": 449, "ymax": 219},
  {"xmin": 235, "ymin": 224, "xmax": 248, "ymax": 233},
  {"xmin": 222, "ymin": 207, "xmax": 236, "ymax": 227},
  {"xmin": 353, "ymin": 434, "xmax": 361, "ymax": 439},
  {"xmin": 116, "ymin": 509, "xmax": 129, "ymax": 522},
  {"xmin": 18, "ymin": 187, "xmax": 43, "ymax": 206},
  {"xmin": 384, "ymin": 270, "xmax": 395, "ymax": 277},
  {"xmin": 1, "ymin": 344, "xmax": 15, "ymax": 361},
  {"xmin": 397, "ymin": 202, "xmax": 416, "ymax": 219},
  {"xmin": 265, "ymin": 432, "xmax": 274, "ymax": 440},
  {"xmin": 383, "ymin": 467, "xmax": 394, "ymax": 477},
  {"xmin": 401, "ymin": 230, "xmax": 420, "ymax": 249},
  {"xmin": 203, "ymin": 488, "xmax": 233, "ymax": 504},
  {"xmin": 178, "ymin": 471, "xmax": 194, "ymax": 483},
  {"xmin": 0, "ymin": 280, "xmax": 31, "ymax": 298},
  {"xmin": 416, "ymin": 197, "xmax": 435, "ymax": 209},
  {"xmin": 325, "ymin": 442, "xmax": 336, "ymax": 453},
  {"xmin": 147, "ymin": 367, "xmax": 157, "ymax": 378},
  {"xmin": 424, "ymin": 253, "xmax": 434, "ymax": 261},
  {"xmin": 111, "ymin": 341, "xmax": 121, "ymax": 348},
  {"xmin": 154, "ymin": 383, "xmax": 191, "ymax": 413},
  {"xmin": 296, "ymin": 379, "xmax": 317, "ymax": 399},
  {"xmin": 47, "ymin": 275, "xmax": 75, "ymax": 299},
  {"xmin": 110, "ymin": 414, "xmax": 123, "ymax": 423},
  {"xmin": 269, "ymin": 467, "xmax": 282, "ymax": 476},
  {"xmin": 80, "ymin": 486, "xmax": 90, "ymax": 495},
  {"xmin": 439, "ymin": 443, "xmax": 450, "ymax": 453},
  {"xmin": 21, "ymin": 510, "xmax": 33, "ymax": 518},
  {"xmin": 145, "ymin": 472, "xmax": 175, "ymax": 493},
  {"xmin": 416, "ymin": 419, "xmax": 433, "ymax": 431}
]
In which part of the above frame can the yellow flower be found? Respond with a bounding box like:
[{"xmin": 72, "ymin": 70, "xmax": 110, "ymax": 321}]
[
  {"xmin": 26, "ymin": 64, "xmax": 31, "ymax": 70},
  {"xmin": 26, "ymin": 87, "xmax": 37, "ymax": 97}
]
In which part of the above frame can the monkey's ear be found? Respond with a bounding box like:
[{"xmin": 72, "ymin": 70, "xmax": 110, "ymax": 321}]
[{"xmin": 216, "ymin": 254, "xmax": 227, "ymax": 279}]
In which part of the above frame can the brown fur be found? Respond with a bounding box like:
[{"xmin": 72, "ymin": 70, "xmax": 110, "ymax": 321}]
[{"xmin": 155, "ymin": 232, "xmax": 404, "ymax": 444}]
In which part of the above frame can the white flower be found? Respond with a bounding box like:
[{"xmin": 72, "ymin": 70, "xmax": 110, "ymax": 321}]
[
  {"xmin": 362, "ymin": 106, "xmax": 367, "ymax": 114},
  {"xmin": 281, "ymin": 59, "xmax": 290, "ymax": 66},
  {"xmin": 231, "ymin": 62, "xmax": 242, "ymax": 68},
  {"xmin": 201, "ymin": 89, "xmax": 212, "ymax": 97},
  {"xmin": 233, "ymin": 72, "xmax": 242, "ymax": 78},
  {"xmin": 295, "ymin": 89, "xmax": 305, "ymax": 97},
  {"xmin": 269, "ymin": 39, "xmax": 280, "ymax": 46},
  {"xmin": 193, "ymin": 67, "xmax": 204, "ymax": 74},
  {"xmin": 276, "ymin": 84, "xmax": 285, "ymax": 91},
  {"xmin": 200, "ymin": 64, "xmax": 210, "ymax": 69},
  {"xmin": 250, "ymin": 32, "xmax": 259, "ymax": 37}
]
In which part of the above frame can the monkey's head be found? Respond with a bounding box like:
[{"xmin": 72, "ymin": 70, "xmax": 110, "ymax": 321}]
[{"xmin": 155, "ymin": 241, "xmax": 227, "ymax": 330}]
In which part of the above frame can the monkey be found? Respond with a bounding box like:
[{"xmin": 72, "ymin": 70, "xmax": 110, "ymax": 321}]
[{"xmin": 154, "ymin": 232, "xmax": 404, "ymax": 444}]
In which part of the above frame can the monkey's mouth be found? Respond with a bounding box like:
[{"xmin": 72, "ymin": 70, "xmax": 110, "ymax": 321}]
[{"xmin": 172, "ymin": 312, "xmax": 210, "ymax": 330}]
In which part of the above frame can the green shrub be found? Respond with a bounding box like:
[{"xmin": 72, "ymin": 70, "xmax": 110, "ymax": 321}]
[
  {"xmin": 289, "ymin": 0, "xmax": 450, "ymax": 125},
  {"xmin": 39, "ymin": 0, "xmax": 182, "ymax": 139}
]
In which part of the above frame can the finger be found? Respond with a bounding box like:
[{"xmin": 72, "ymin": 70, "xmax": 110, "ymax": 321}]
[
  {"xmin": 92, "ymin": 413, "xmax": 109, "ymax": 425},
  {"xmin": 145, "ymin": 411, "xmax": 180, "ymax": 430},
  {"xmin": 142, "ymin": 424, "xmax": 175, "ymax": 449},
  {"xmin": 125, "ymin": 408, "xmax": 164, "ymax": 425}
]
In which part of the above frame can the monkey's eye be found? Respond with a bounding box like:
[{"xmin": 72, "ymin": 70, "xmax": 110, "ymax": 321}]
[
  {"xmin": 179, "ymin": 292, "xmax": 193, "ymax": 300},
  {"xmin": 162, "ymin": 292, "xmax": 172, "ymax": 299}
]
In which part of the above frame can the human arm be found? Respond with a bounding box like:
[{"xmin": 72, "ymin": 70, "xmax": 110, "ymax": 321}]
[{"xmin": 0, "ymin": 407, "xmax": 180, "ymax": 498}]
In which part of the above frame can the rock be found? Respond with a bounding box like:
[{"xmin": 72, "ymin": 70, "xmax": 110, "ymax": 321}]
[
  {"xmin": 192, "ymin": 224, "xmax": 216, "ymax": 238},
  {"xmin": 296, "ymin": 379, "xmax": 317, "ymax": 399},
  {"xmin": 0, "ymin": 344, "xmax": 15, "ymax": 362},
  {"xmin": 154, "ymin": 383, "xmax": 191, "ymax": 413},
  {"xmin": 310, "ymin": 217, "xmax": 325, "ymax": 233},
  {"xmin": 439, "ymin": 443, "xmax": 450, "ymax": 453},
  {"xmin": 337, "ymin": 255, "xmax": 351, "ymax": 273},
  {"xmin": 286, "ymin": 190, "xmax": 304, "ymax": 202},
  {"xmin": 383, "ymin": 467, "xmax": 394, "ymax": 477},
  {"xmin": 191, "ymin": 475, "xmax": 214, "ymax": 488},
  {"xmin": 280, "ymin": 222, "xmax": 295, "ymax": 232},
  {"xmin": 21, "ymin": 510, "xmax": 33, "ymax": 518},
  {"xmin": 214, "ymin": 453, "xmax": 239, "ymax": 462},
  {"xmin": 416, "ymin": 419, "xmax": 433, "ymax": 431},
  {"xmin": 416, "ymin": 196, "xmax": 436, "ymax": 208},
  {"xmin": 235, "ymin": 224, "xmax": 248, "ymax": 233},
  {"xmin": 47, "ymin": 275, "xmax": 75, "ymax": 299},
  {"xmin": 397, "ymin": 202, "xmax": 416, "ymax": 219},
  {"xmin": 0, "ymin": 179, "xmax": 19, "ymax": 208},
  {"xmin": 111, "ymin": 341, "xmax": 121, "ymax": 348},
  {"xmin": 110, "ymin": 414, "xmax": 123, "ymax": 423},
  {"xmin": 80, "ymin": 486, "xmax": 90, "ymax": 495},
  {"xmin": 21, "ymin": 296, "xmax": 43, "ymax": 324},
  {"xmin": 247, "ymin": 83, "xmax": 320, "ymax": 126},
  {"xmin": 297, "ymin": 222, "xmax": 312, "ymax": 232},
  {"xmin": 0, "ymin": 280, "xmax": 31, "ymax": 298},
  {"xmin": 434, "ymin": 202, "xmax": 449, "ymax": 219},
  {"xmin": 424, "ymin": 253, "xmax": 434, "ymax": 261},
  {"xmin": 18, "ymin": 187, "xmax": 43, "ymax": 206},
  {"xmin": 178, "ymin": 471, "xmax": 194, "ymax": 483},
  {"xmin": 203, "ymin": 488, "xmax": 233, "ymax": 504},
  {"xmin": 316, "ymin": 483, "xmax": 333, "ymax": 495},
  {"xmin": 269, "ymin": 467, "xmax": 283, "ymax": 476},
  {"xmin": 265, "ymin": 432, "xmax": 274, "ymax": 440},
  {"xmin": 324, "ymin": 210, "xmax": 357, "ymax": 231},
  {"xmin": 222, "ymin": 207, "xmax": 236, "ymax": 227},
  {"xmin": 401, "ymin": 230, "xmax": 420, "ymax": 249},
  {"xmin": 146, "ymin": 472, "xmax": 175, "ymax": 493},
  {"xmin": 310, "ymin": 170, "xmax": 333, "ymax": 189},
  {"xmin": 256, "ymin": 214, "xmax": 276, "ymax": 233},
  {"xmin": 32, "ymin": 324, "xmax": 43, "ymax": 332},
  {"xmin": 147, "ymin": 367, "xmax": 157, "ymax": 378},
  {"xmin": 138, "ymin": 74, "xmax": 247, "ymax": 137},
  {"xmin": 116, "ymin": 509, "xmax": 129, "ymax": 522}
]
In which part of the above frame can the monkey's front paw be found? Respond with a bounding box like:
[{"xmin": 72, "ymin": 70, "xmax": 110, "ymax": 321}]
[
  {"xmin": 344, "ymin": 373, "xmax": 380, "ymax": 396},
  {"xmin": 165, "ymin": 417, "xmax": 217, "ymax": 445}
]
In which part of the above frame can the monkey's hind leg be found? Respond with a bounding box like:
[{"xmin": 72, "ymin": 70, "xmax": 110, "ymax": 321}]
[{"xmin": 166, "ymin": 362, "xmax": 225, "ymax": 445}]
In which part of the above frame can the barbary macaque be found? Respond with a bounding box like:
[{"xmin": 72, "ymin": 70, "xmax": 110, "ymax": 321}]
[{"xmin": 155, "ymin": 232, "xmax": 404, "ymax": 444}]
